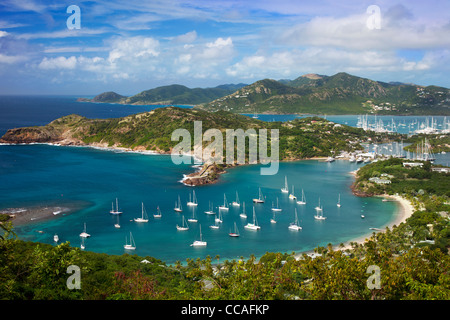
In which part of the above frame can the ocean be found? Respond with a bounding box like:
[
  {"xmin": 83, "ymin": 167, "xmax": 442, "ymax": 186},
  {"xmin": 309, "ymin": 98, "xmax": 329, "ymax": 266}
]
[{"xmin": 0, "ymin": 96, "xmax": 447, "ymax": 263}]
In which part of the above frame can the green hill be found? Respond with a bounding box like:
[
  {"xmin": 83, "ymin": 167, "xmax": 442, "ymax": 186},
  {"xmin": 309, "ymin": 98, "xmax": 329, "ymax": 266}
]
[
  {"xmin": 80, "ymin": 84, "xmax": 247, "ymax": 106},
  {"xmin": 198, "ymin": 72, "xmax": 450, "ymax": 115}
]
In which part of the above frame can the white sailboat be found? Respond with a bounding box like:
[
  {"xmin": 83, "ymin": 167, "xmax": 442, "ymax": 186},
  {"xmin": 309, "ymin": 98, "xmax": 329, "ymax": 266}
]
[
  {"xmin": 314, "ymin": 198, "xmax": 323, "ymax": 212},
  {"xmin": 271, "ymin": 198, "xmax": 282, "ymax": 212},
  {"xmin": 153, "ymin": 206, "xmax": 162, "ymax": 218},
  {"xmin": 232, "ymin": 191, "xmax": 240, "ymax": 207},
  {"xmin": 219, "ymin": 194, "xmax": 229, "ymax": 211},
  {"xmin": 114, "ymin": 214, "xmax": 121, "ymax": 228},
  {"xmin": 204, "ymin": 201, "xmax": 216, "ymax": 215},
  {"xmin": 191, "ymin": 225, "xmax": 207, "ymax": 246},
  {"xmin": 314, "ymin": 207, "xmax": 327, "ymax": 220},
  {"xmin": 288, "ymin": 208, "xmax": 302, "ymax": 231},
  {"xmin": 187, "ymin": 190, "xmax": 198, "ymax": 207},
  {"xmin": 337, "ymin": 194, "xmax": 341, "ymax": 208},
  {"xmin": 124, "ymin": 232, "xmax": 136, "ymax": 250},
  {"xmin": 174, "ymin": 195, "xmax": 183, "ymax": 212},
  {"xmin": 270, "ymin": 210, "xmax": 277, "ymax": 224},
  {"xmin": 297, "ymin": 189, "xmax": 306, "ymax": 205},
  {"xmin": 244, "ymin": 207, "xmax": 261, "ymax": 230},
  {"xmin": 176, "ymin": 215, "xmax": 189, "ymax": 231},
  {"xmin": 281, "ymin": 176, "xmax": 289, "ymax": 193},
  {"xmin": 187, "ymin": 208, "xmax": 198, "ymax": 223},
  {"xmin": 215, "ymin": 210, "xmax": 223, "ymax": 223},
  {"xmin": 239, "ymin": 201, "xmax": 247, "ymax": 218},
  {"xmin": 228, "ymin": 222, "xmax": 240, "ymax": 237},
  {"xmin": 53, "ymin": 234, "xmax": 59, "ymax": 242},
  {"xmin": 79, "ymin": 222, "xmax": 90, "ymax": 238},
  {"xmin": 134, "ymin": 202, "xmax": 149, "ymax": 223},
  {"xmin": 289, "ymin": 186, "xmax": 297, "ymax": 200},
  {"xmin": 253, "ymin": 187, "xmax": 264, "ymax": 203},
  {"xmin": 110, "ymin": 198, "xmax": 122, "ymax": 215}
]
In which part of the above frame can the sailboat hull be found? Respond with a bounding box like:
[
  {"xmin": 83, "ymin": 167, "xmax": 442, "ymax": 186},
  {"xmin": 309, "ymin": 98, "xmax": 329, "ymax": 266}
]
[{"xmin": 191, "ymin": 241, "xmax": 207, "ymax": 246}]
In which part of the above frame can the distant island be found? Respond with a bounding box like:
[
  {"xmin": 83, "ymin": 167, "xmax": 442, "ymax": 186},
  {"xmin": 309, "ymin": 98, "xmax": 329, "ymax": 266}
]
[
  {"xmin": 79, "ymin": 72, "xmax": 450, "ymax": 115},
  {"xmin": 77, "ymin": 83, "xmax": 247, "ymax": 106}
]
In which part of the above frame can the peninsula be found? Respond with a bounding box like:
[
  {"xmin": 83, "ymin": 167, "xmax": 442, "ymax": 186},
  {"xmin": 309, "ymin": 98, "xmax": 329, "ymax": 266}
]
[{"xmin": 0, "ymin": 107, "xmax": 402, "ymax": 185}]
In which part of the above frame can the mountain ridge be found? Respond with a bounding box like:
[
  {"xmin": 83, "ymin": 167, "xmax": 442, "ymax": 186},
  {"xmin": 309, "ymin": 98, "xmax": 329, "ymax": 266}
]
[
  {"xmin": 198, "ymin": 72, "xmax": 450, "ymax": 115},
  {"xmin": 78, "ymin": 72, "xmax": 450, "ymax": 115}
]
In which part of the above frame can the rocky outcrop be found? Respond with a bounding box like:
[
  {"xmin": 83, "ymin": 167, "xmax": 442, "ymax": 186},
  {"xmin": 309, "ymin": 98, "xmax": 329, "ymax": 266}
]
[{"xmin": 0, "ymin": 127, "xmax": 63, "ymax": 144}]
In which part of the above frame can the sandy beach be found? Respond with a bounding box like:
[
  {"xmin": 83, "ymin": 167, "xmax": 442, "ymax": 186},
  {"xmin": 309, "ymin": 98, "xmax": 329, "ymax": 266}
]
[
  {"xmin": 0, "ymin": 199, "xmax": 92, "ymax": 227},
  {"xmin": 0, "ymin": 206, "xmax": 71, "ymax": 226},
  {"xmin": 327, "ymin": 194, "xmax": 415, "ymax": 253}
]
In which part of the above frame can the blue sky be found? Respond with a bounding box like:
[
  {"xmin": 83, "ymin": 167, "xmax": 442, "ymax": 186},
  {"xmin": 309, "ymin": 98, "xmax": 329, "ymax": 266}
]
[{"xmin": 1, "ymin": 0, "xmax": 450, "ymax": 95}]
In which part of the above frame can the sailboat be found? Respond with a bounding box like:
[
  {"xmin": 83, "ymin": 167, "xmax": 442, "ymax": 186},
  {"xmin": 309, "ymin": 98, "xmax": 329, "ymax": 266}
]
[
  {"xmin": 114, "ymin": 214, "xmax": 121, "ymax": 228},
  {"xmin": 281, "ymin": 176, "xmax": 289, "ymax": 193},
  {"xmin": 219, "ymin": 194, "xmax": 229, "ymax": 211},
  {"xmin": 289, "ymin": 186, "xmax": 297, "ymax": 200},
  {"xmin": 337, "ymin": 194, "xmax": 341, "ymax": 208},
  {"xmin": 124, "ymin": 232, "xmax": 136, "ymax": 250},
  {"xmin": 174, "ymin": 195, "xmax": 183, "ymax": 212},
  {"xmin": 270, "ymin": 211, "xmax": 277, "ymax": 224},
  {"xmin": 110, "ymin": 198, "xmax": 122, "ymax": 215},
  {"xmin": 252, "ymin": 108, "xmax": 259, "ymax": 119},
  {"xmin": 239, "ymin": 202, "xmax": 247, "ymax": 218},
  {"xmin": 288, "ymin": 208, "xmax": 302, "ymax": 231},
  {"xmin": 153, "ymin": 206, "xmax": 162, "ymax": 218},
  {"xmin": 228, "ymin": 222, "xmax": 240, "ymax": 237},
  {"xmin": 187, "ymin": 208, "xmax": 198, "ymax": 223},
  {"xmin": 315, "ymin": 197, "xmax": 323, "ymax": 212},
  {"xmin": 271, "ymin": 198, "xmax": 282, "ymax": 212},
  {"xmin": 204, "ymin": 201, "xmax": 216, "ymax": 215},
  {"xmin": 244, "ymin": 207, "xmax": 261, "ymax": 230},
  {"xmin": 314, "ymin": 207, "xmax": 327, "ymax": 220},
  {"xmin": 187, "ymin": 190, "xmax": 198, "ymax": 207},
  {"xmin": 79, "ymin": 222, "xmax": 90, "ymax": 238},
  {"xmin": 134, "ymin": 202, "xmax": 149, "ymax": 223},
  {"xmin": 215, "ymin": 210, "xmax": 223, "ymax": 223},
  {"xmin": 191, "ymin": 225, "xmax": 207, "ymax": 246},
  {"xmin": 232, "ymin": 191, "xmax": 240, "ymax": 207},
  {"xmin": 53, "ymin": 234, "xmax": 59, "ymax": 242},
  {"xmin": 252, "ymin": 187, "xmax": 264, "ymax": 203},
  {"xmin": 176, "ymin": 215, "xmax": 189, "ymax": 231},
  {"xmin": 296, "ymin": 189, "xmax": 306, "ymax": 205}
]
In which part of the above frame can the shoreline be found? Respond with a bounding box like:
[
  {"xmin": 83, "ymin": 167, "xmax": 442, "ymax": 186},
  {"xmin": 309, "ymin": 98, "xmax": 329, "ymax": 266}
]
[
  {"xmin": 1, "ymin": 206, "xmax": 72, "ymax": 226},
  {"xmin": 332, "ymin": 194, "xmax": 415, "ymax": 253}
]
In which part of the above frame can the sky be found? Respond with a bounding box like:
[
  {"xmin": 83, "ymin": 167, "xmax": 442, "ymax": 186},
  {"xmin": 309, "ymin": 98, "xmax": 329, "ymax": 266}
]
[{"xmin": 0, "ymin": 0, "xmax": 450, "ymax": 95}]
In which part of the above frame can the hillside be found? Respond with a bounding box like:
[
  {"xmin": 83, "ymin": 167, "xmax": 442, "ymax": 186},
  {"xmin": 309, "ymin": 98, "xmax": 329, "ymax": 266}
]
[
  {"xmin": 198, "ymin": 72, "xmax": 450, "ymax": 115},
  {"xmin": 0, "ymin": 107, "xmax": 400, "ymax": 184},
  {"xmin": 78, "ymin": 84, "xmax": 247, "ymax": 106}
]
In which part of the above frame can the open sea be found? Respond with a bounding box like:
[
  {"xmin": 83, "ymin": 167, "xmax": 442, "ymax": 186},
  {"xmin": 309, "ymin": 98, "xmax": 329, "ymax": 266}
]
[{"xmin": 0, "ymin": 96, "xmax": 448, "ymax": 263}]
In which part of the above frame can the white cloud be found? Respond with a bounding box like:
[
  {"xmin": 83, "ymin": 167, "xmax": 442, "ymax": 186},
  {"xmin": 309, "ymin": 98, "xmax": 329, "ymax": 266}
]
[
  {"xmin": 199, "ymin": 37, "xmax": 234, "ymax": 60},
  {"xmin": 107, "ymin": 36, "xmax": 160, "ymax": 63},
  {"xmin": 38, "ymin": 56, "xmax": 77, "ymax": 69},
  {"xmin": 0, "ymin": 53, "xmax": 28, "ymax": 64},
  {"xmin": 278, "ymin": 10, "xmax": 450, "ymax": 51},
  {"xmin": 172, "ymin": 30, "xmax": 197, "ymax": 43}
]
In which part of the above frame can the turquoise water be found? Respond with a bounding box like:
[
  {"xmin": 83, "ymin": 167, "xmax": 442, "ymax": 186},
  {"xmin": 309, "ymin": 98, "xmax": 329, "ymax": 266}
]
[{"xmin": 0, "ymin": 144, "xmax": 397, "ymax": 264}]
